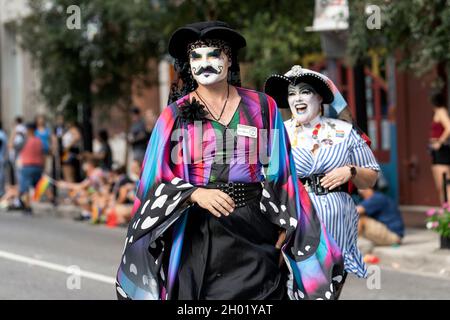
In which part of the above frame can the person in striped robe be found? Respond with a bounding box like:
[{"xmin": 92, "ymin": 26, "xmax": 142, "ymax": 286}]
[{"xmin": 265, "ymin": 65, "xmax": 380, "ymax": 294}]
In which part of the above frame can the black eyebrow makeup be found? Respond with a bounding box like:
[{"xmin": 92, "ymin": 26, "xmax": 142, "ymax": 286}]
[
  {"xmin": 207, "ymin": 48, "xmax": 222, "ymax": 58},
  {"xmin": 190, "ymin": 51, "xmax": 201, "ymax": 59}
]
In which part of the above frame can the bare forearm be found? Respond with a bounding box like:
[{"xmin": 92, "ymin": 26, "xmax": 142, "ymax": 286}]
[
  {"xmin": 352, "ymin": 167, "xmax": 378, "ymax": 189},
  {"xmin": 438, "ymin": 129, "xmax": 450, "ymax": 144},
  {"xmin": 356, "ymin": 205, "xmax": 365, "ymax": 215}
]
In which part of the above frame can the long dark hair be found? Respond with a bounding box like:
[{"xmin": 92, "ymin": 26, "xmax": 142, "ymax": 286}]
[
  {"xmin": 167, "ymin": 49, "xmax": 242, "ymax": 105},
  {"xmin": 430, "ymin": 91, "xmax": 447, "ymax": 109}
]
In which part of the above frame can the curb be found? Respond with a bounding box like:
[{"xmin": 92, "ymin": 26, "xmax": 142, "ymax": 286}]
[
  {"xmin": 360, "ymin": 230, "xmax": 450, "ymax": 279},
  {"xmin": 372, "ymin": 245, "xmax": 450, "ymax": 278},
  {"xmin": 31, "ymin": 202, "xmax": 82, "ymax": 219}
]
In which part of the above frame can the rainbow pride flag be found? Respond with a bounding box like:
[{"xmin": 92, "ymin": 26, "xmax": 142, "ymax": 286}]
[{"xmin": 33, "ymin": 175, "xmax": 51, "ymax": 202}]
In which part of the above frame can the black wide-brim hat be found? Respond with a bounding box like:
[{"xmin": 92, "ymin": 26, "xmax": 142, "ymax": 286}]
[
  {"xmin": 168, "ymin": 21, "xmax": 246, "ymax": 60},
  {"xmin": 264, "ymin": 66, "xmax": 334, "ymax": 109}
]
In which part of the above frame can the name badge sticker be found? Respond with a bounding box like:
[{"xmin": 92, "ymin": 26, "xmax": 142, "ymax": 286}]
[{"xmin": 236, "ymin": 124, "xmax": 258, "ymax": 139}]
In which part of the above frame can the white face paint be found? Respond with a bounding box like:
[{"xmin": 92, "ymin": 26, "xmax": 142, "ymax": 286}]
[
  {"xmin": 189, "ymin": 47, "xmax": 230, "ymax": 86},
  {"xmin": 287, "ymin": 82, "xmax": 323, "ymax": 124}
]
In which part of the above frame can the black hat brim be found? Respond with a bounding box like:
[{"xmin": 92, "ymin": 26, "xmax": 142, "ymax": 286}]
[
  {"xmin": 168, "ymin": 25, "xmax": 246, "ymax": 60},
  {"xmin": 264, "ymin": 73, "xmax": 334, "ymax": 108}
]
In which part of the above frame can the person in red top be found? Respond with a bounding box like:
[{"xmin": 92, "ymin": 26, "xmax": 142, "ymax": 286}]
[
  {"xmin": 18, "ymin": 122, "xmax": 44, "ymax": 213},
  {"xmin": 429, "ymin": 92, "xmax": 450, "ymax": 203}
]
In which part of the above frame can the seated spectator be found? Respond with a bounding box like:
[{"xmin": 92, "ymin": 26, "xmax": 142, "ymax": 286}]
[
  {"xmin": 105, "ymin": 165, "xmax": 138, "ymax": 226},
  {"xmin": 58, "ymin": 156, "xmax": 105, "ymax": 221},
  {"xmin": 0, "ymin": 185, "xmax": 19, "ymax": 210},
  {"xmin": 356, "ymin": 187, "xmax": 405, "ymax": 246},
  {"xmin": 110, "ymin": 166, "xmax": 134, "ymax": 202}
]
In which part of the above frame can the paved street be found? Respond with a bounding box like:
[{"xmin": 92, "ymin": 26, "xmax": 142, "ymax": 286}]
[
  {"xmin": 341, "ymin": 269, "xmax": 450, "ymax": 300},
  {"xmin": 0, "ymin": 210, "xmax": 449, "ymax": 300},
  {"xmin": 0, "ymin": 210, "xmax": 124, "ymax": 299}
]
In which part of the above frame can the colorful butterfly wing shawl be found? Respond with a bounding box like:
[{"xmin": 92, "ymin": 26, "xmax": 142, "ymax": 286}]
[
  {"xmin": 116, "ymin": 89, "xmax": 344, "ymax": 300},
  {"xmin": 116, "ymin": 100, "xmax": 198, "ymax": 300}
]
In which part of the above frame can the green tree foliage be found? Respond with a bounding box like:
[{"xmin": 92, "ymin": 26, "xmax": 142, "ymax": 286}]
[
  {"xmin": 18, "ymin": 0, "xmax": 164, "ymax": 117},
  {"xmin": 164, "ymin": 0, "xmax": 321, "ymax": 88},
  {"xmin": 18, "ymin": 0, "xmax": 320, "ymax": 117},
  {"xmin": 348, "ymin": 0, "xmax": 450, "ymax": 77}
]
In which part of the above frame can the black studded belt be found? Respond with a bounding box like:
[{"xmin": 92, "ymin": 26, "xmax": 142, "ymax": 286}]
[
  {"xmin": 300, "ymin": 174, "xmax": 349, "ymax": 196},
  {"xmin": 203, "ymin": 181, "xmax": 263, "ymax": 208}
]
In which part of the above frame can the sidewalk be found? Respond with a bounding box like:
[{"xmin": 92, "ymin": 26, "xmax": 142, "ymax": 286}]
[
  {"xmin": 358, "ymin": 229, "xmax": 450, "ymax": 279},
  {"xmin": 30, "ymin": 202, "xmax": 82, "ymax": 219}
]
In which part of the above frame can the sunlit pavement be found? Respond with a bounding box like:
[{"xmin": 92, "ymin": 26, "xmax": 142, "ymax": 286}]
[
  {"xmin": 0, "ymin": 210, "xmax": 449, "ymax": 300},
  {"xmin": 0, "ymin": 210, "xmax": 124, "ymax": 299},
  {"xmin": 341, "ymin": 268, "xmax": 450, "ymax": 300}
]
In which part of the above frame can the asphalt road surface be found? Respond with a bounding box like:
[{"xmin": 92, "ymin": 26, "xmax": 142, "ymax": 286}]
[
  {"xmin": 0, "ymin": 210, "xmax": 449, "ymax": 300},
  {"xmin": 0, "ymin": 210, "xmax": 123, "ymax": 299}
]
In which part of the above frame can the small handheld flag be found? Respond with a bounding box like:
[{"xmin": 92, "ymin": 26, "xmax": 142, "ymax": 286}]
[{"xmin": 33, "ymin": 175, "xmax": 52, "ymax": 202}]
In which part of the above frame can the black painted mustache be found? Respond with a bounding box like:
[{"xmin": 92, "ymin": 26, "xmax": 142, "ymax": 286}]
[{"xmin": 193, "ymin": 65, "xmax": 223, "ymax": 76}]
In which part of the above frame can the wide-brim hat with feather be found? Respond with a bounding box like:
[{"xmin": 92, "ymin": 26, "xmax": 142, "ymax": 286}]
[
  {"xmin": 264, "ymin": 65, "xmax": 335, "ymax": 109},
  {"xmin": 168, "ymin": 20, "xmax": 246, "ymax": 61}
]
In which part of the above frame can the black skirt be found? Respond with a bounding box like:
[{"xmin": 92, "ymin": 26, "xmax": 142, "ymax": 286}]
[
  {"xmin": 176, "ymin": 197, "xmax": 287, "ymax": 300},
  {"xmin": 431, "ymin": 144, "xmax": 450, "ymax": 165}
]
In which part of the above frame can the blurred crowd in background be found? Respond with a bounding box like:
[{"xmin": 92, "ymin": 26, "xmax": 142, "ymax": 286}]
[
  {"xmin": 0, "ymin": 0, "xmax": 447, "ymax": 245},
  {"xmin": 0, "ymin": 107, "xmax": 157, "ymax": 227},
  {"xmin": 0, "ymin": 106, "xmax": 407, "ymax": 248}
]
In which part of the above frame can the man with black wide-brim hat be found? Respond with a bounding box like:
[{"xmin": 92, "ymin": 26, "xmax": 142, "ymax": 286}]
[{"xmin": 116, "ymin": 21, "xmax": 344, "ymax": 300}]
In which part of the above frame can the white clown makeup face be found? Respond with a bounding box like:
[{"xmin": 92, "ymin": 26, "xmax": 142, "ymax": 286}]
[
  {"xmin": 189, "ymin": 47, "xmax": 230, "ymax": 86},
  {"xmin": 287, "ymin": 82, "xmax": 323, "ymax": 124}
]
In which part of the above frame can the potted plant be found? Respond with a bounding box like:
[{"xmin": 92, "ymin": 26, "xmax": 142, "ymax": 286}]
[{"xmin": 426, "ymin": 203, "xmax": 450, "ymax": 249}]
